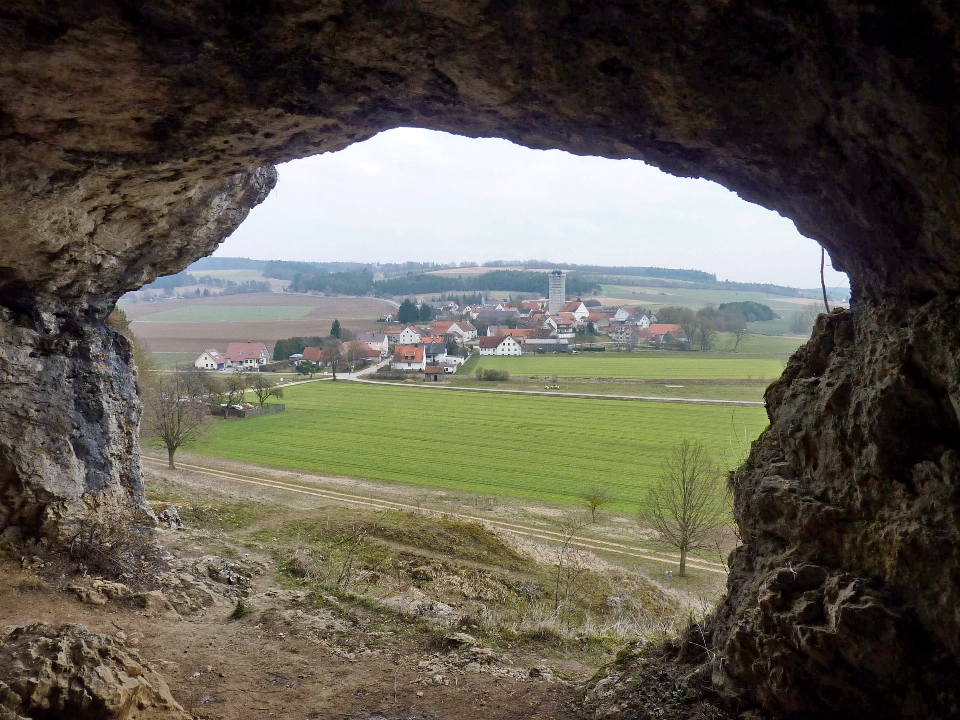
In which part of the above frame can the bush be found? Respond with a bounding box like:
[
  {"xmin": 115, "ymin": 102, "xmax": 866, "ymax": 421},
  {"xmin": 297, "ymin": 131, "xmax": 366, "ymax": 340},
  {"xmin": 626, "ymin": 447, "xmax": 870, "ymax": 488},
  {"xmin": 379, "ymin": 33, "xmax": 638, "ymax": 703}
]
[{"xmin": 476, "ymin": 368, "xmax": 510, "ymax": 381}]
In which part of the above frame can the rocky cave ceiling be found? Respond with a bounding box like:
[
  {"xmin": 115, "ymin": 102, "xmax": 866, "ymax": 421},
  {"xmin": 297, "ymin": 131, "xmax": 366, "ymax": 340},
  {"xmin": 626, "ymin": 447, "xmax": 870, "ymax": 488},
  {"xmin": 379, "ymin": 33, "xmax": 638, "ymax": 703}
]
[{"xmin": 2, "ymin": 1, "xmax": 960, "ymax": 717}]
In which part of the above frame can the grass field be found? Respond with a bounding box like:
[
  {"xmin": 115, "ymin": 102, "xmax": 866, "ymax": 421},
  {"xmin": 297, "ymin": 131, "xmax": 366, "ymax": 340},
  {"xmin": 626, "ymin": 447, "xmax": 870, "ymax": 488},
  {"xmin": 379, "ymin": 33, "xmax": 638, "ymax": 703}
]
[
  {"xmin": 186, "ymin": 381, "xmax": 767, "ymax": 512},
  {"xmin": 470, "ymin": 353, "xmax": 786, "ymax": 381}
]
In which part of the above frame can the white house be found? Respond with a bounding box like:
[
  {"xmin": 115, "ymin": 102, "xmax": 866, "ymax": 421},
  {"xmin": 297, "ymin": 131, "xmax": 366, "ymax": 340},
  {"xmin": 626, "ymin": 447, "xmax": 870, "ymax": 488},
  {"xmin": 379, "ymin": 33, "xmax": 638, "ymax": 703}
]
[
  {"xmin": 224, "ymin": 342, "xmax": 269, "ymax": 368},
  {"xmin": 542, "ymin": 314, "xmax": 576, "ymax": 339},
  {"xmin": 561, "ymin": 301, "xmax": 590, "ymax": 323},
  {"xmin": 397, "ymin": 325, "xmax": 422, "ymax": 345},
  {"xmin": 194, "ymin": 349, "xmax": 226, "ymax": 370},
  {"xmin": 392, "ymin": 344, "xmax": 425, "ymax": 371},
  {"xmin": 613, "ymin": 307, "xmax": 632, "ymax": 322},
  {"xmin": 478, "ymin": 335, "xmax": 523, "ymax": 356}
]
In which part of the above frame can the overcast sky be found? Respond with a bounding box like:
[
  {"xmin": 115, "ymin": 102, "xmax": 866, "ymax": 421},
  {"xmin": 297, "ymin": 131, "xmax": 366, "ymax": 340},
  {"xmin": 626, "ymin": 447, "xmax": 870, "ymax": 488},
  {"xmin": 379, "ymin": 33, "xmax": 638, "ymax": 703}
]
[{"xmin": 220, "ymin": 127, "xmax": 848, "ymax": 290}]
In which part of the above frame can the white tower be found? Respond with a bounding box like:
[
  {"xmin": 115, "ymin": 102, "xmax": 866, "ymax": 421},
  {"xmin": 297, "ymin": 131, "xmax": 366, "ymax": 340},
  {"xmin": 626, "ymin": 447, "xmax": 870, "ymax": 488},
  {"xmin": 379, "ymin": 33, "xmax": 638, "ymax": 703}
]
[{"xmin": 548, "ymin": 270, "xmax": 565, "ymax": 315}]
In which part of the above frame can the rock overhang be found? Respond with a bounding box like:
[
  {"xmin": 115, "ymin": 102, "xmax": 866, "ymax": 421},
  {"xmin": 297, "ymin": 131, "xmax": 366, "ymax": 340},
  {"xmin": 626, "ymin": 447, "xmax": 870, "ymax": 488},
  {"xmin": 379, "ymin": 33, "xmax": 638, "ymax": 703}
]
[{"xmin": 2, "ymin": 2, "xmax": 960, "ymax": 716}]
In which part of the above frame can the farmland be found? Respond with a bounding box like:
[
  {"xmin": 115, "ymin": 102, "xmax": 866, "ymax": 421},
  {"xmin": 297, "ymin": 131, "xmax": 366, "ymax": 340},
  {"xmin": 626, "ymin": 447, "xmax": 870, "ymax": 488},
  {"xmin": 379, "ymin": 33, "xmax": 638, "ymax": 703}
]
[
  {"xmin": 597, "ymin": 283, "xmax": 840, "ymax": 335},
  {"xmin": 469, "ymin": 352, "xmax": 787, "ymax": 381},
  {"xmin": 123, "ymin": 292, "xmax": 394, "ymax": 355},
  {"xmin": 187, "ymin": 381, "xmax": 767, "ymax": 512}
]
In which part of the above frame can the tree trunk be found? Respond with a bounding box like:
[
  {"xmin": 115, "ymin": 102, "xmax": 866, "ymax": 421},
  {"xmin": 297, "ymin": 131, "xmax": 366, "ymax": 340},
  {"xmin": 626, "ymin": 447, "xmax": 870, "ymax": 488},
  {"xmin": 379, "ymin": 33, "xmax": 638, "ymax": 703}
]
[
  {"xmin": 167, "ymin": 446, "xmax": 176, "ymax": 470},
  {"xmin": 679, "ymin": 545, "xmax": 687, "ymax": 577}
]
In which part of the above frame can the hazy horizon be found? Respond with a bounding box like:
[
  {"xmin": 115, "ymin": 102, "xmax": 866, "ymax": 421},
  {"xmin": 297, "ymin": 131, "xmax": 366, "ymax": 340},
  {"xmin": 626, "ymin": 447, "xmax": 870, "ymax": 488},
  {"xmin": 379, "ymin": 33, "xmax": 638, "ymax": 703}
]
[{"xmin": 217, "ymin": 127, "xmax": 849, "ymax": 292}]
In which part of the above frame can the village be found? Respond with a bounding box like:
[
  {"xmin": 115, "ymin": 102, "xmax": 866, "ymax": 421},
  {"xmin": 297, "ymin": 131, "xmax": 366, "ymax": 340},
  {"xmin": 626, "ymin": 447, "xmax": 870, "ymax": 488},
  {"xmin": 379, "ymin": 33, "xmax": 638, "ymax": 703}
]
[{"xmin": 189, "ymin": 271, "xmax": 687, "ymax": 381}]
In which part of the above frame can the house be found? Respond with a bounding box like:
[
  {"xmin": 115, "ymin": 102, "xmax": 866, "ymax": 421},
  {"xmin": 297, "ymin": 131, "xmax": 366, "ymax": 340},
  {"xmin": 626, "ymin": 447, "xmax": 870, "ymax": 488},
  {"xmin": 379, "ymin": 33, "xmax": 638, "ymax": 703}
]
[
  {"xmin": 392, "ymin": 344, "xmax": 426, "ymax": 371},
  {"xmin": 478, "ymin": 335, "xmax": 523, "ymax": 356},
  {"xmin": 356, "ymin": 332, "xmax": 389, "ymax": 357},
  {"xmin": 424, "ymin": 365, "xmax": 446, "ymax": 382},
  {"xmin": 301, "ymin": 346, "xmax": 323, "ymax": 364},
  {"xmin": 431, "ymin": 321, "xmax": 456, "ymax": 336},
  {"xmin": 382, "ymin": 325, "xmax": 421, "ymax": 345},
  {"xmin": 493, "ymin": 327, "xmax": 536, "ymax": 340},
  {"xmin": 224, "ymin": 342, "xmax": 269, "ymax": 368},
  {"xmin": 542, "ymin": 314, "xmax": 576, "ymax": 339},
  {"xmin": 397, "ymin": 325, "xmax": 422, "ymax": 345},
  {"xmin": 431, "ymin": 320, "xmax": 477, "ymax": 342},
  {"xmin": 423, "ymin": 342, "xmax": 448, "ymax": 364},
  {"xmin": 609, "ymin": 323, "xmax": 652, "ymax": 346},
  {"xmin": 475, "ymin": 309, "xmax": 521, "ymax": 324},
  {"xmin": 561, "ymin": 301, "xmax": 590, "ymax": 322},
  {"xmin": 194, "ymin": 349, "xmax": 226, "ymax": 370},
  {"xmin": 355, "ymin": 342, "xmax": 382, "ymax": 361},
  {"xmin": 648, "ymin": 323, "xmax": 686, "ymax": 345}
]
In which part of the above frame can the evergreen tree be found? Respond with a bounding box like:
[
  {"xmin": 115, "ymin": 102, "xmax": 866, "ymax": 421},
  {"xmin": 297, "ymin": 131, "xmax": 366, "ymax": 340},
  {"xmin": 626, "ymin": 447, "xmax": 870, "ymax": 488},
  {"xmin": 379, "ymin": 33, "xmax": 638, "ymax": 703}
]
[
  {"xmin": 330, "ymin": 319, "xmax": 342, "ymax": 338},
  {"xmin": 397, "ymin": 299, "xmax": 419, "ymax": 324}
]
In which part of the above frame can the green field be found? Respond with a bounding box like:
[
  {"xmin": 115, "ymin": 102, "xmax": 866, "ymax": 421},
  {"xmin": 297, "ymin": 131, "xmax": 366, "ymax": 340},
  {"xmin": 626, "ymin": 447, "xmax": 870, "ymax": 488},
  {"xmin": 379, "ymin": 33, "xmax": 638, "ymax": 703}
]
[
  {"xmin": 149, "ymin": 352, "xmax": 200, "ymax": 368},
  {"xmin": 600, "ymin": 283, "xmax": 818, "ymax": 317},
  {"xmin": 471, "ymin": 353, "xmax": 786, "ymax": 381},
  {"xmin": 133, "ymin": 305, "xmax": 314, "ymax": 322},
  {"xmin": 187, "ymin": 382, "xmax": 767, "ymax": 512}
]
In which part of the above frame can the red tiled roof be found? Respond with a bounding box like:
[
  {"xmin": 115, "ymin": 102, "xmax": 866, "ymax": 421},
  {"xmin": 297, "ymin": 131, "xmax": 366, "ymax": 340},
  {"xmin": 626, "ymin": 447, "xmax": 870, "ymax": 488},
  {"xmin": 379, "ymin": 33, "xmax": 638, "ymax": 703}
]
[
  {"xmin": 478, "ymin": 336, "xmax": 509, "ymax": 348},
  {"xmin": 202, "ymin": 349, "xmax": 224, "ymax": 362},
  {"xmin": 424, "ymin": 365, "xmax": 445, "ymax": 373},
  {"xmin": 301, "ymin": 346, "xmax": 322, "ymax": 363},
  {"xmin": 494, "ymin": 328, "xmax": 535, "ymax": 339},
  {"xmin": 431, "ymin": 321, "xmax": 455, "ymax": 335},
  {"xmin": 649, "ymin": 323, "xmax": 683, "ymax": 336},
  {"xmin": 357, "ymin": 342, "xmax": 381, "ymax": 358},
  {"xmin": 393, "ymin": 344, "xmax": 424, "ymax": 362},
  {"xmin": 561, "ymin": 301, "xmax": 584, "ymax": 312},
  {"xmin": 224, "ymin": 342, "xmax": 267, "ymax": 362}
]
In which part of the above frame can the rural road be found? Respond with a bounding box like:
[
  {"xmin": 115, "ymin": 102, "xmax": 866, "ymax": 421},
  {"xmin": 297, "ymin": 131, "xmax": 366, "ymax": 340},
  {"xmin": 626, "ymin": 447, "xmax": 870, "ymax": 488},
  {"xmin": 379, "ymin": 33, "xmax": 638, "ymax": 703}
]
[
  {"xmin": 141, "ymin": 453, "xmax": 728, "ymax": 576},
  {"xmin": 348, "ymin": 375, "xmax": 764, "ymax": 407}
]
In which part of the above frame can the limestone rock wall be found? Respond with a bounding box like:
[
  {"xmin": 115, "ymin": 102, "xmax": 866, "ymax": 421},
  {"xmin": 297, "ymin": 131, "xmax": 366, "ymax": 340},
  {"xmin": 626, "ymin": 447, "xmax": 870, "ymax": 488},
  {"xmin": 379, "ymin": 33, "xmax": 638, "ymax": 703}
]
[{"xmin": 714, "ymin": 302, "xmax": 960, "ymax": 715}]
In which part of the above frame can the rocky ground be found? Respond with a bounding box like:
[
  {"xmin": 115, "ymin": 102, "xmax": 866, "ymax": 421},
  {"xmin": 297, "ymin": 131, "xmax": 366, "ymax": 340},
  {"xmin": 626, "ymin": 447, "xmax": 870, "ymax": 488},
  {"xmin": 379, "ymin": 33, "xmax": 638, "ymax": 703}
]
[{"xmin": 0, "ymin": 471, "xmax": 742, "ymax": 720}]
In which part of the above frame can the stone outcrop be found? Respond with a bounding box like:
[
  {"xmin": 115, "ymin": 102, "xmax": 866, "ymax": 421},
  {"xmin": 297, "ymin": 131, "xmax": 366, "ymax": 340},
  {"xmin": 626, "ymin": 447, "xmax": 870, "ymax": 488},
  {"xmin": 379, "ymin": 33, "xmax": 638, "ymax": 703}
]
[
  {"xmin": 0, "ymin": 623, "xmax": 191, "ymax": 719},
  {"xmin": 1, "ymin": 1, "xmax": 960, "ymax": 715},
  {"xmin": 714, "ymin": 302, "xmax": 960, "ymax": 716}
]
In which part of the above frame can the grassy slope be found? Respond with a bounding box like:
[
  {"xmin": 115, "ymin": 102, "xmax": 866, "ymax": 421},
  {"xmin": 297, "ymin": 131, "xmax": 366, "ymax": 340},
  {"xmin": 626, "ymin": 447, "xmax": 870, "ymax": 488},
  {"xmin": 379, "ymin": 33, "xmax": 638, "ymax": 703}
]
[
  {"xmin": 471, "ymin": 353, "xmax": 787, "ymax": 381},
  {"xmin": 188, "ymin": 381, "xmax": 767, "ymax": 512}
]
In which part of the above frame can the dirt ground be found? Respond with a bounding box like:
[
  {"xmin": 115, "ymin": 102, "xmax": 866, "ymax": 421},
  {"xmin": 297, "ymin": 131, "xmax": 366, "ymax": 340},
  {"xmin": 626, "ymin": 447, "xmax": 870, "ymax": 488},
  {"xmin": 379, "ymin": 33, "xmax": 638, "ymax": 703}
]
[
  {"xmin": 124, "ymin": 293, "xmax": 394, "ymax": 354},
  {"xmin": 0, "ymin": 533, "xmax": 590, "ymax": 719}
]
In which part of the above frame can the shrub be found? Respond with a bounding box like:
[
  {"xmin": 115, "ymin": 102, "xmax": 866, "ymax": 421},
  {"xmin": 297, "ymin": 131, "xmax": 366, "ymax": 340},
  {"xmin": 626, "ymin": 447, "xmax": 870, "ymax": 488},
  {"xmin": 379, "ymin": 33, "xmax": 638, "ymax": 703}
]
[{"xmin": 476, "ymin": 368, "xmax": 510, "ymax": 381}]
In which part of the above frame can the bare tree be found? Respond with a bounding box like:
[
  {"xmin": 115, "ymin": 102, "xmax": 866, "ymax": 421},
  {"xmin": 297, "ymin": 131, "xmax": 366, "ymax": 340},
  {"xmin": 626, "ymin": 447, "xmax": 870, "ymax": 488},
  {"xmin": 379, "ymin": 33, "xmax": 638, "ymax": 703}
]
[
  {"xmin": 344, "ymin": 340, "xmax": 366, "ymax": 373},
  {"xmin": 640, "ymin": 440, "xmax": 729, "ymax": 577},
  {"xmin": 223, "ymin": 368, "xmax": 248, "ymax": 411},
  {"xmin": 790, "ymin": 303, "xmax": 821, "ymax": 335},
  {"xmin": 724, "ymin": 310, "xmax": 748, "ymax": 352},
  {"xmin": 142, "ymin": 369, "xmax": 212, "ymax": 469},
  {"xmin": 250, "ymin": 374, "xmax": 284, "ymax": 408},
  {"xmin": 322, "ymin": 340, "xmax": 344, "ymax": 380},
  {"xmin": 581, "ymin": 484, "xmax": 609, "ymax": 523}
]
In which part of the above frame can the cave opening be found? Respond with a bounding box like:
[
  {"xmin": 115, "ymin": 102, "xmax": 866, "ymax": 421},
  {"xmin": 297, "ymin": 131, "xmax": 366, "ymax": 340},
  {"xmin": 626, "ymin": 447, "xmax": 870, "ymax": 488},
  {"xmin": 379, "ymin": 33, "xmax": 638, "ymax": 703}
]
[{"xmin": 2, "ymin": 2, "xmax": 960, "ymax": 716}]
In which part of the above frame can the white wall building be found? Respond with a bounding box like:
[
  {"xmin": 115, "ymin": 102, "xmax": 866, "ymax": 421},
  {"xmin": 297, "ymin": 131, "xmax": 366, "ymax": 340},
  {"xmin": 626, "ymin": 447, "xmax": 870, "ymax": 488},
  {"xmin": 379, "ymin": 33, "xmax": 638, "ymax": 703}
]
[
  {"xmin": 478, "ymin": 335, "xmax": 523, "ymax": 356},
  {"xmin": 548, "ymin": 270, "xmax": 566, "ymax": 315}
]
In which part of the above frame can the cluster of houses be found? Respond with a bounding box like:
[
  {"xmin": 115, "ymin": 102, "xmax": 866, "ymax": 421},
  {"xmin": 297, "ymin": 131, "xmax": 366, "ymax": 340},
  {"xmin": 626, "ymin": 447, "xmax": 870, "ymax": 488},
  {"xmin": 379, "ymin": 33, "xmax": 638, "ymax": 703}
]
[
  {"xmin": 384, "ymin": 322, "xmax": 473, "ymax": 377},
  {"xmin": 190, "ymin": 287, "xmax": 688, "ymax": 380}
]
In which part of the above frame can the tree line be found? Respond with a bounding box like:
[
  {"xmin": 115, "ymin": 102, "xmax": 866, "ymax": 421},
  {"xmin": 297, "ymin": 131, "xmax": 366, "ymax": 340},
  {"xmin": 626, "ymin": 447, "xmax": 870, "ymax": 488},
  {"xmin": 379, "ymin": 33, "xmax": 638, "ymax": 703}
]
[{"xmin": 286, "ymin": 268, "xmax": 600, "ymax": 298}]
